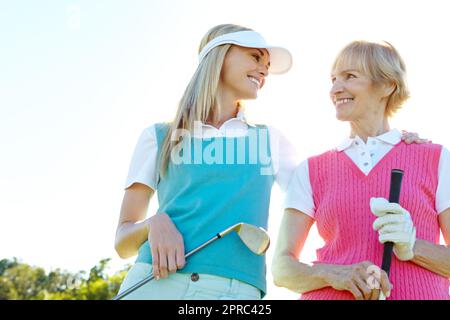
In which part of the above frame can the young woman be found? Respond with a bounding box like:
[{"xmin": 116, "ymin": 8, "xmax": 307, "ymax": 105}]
[
  {"xmin": 272, "ymin": 40, "xmax": 450, "ymax": 300},
  {"xmin": 114, "ymin": 24, "xmax": 296, "ymax": 299}
]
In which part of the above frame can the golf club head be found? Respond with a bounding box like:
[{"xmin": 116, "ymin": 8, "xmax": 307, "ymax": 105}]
[
  {"xmin": 236, "ymin": 223, "xmax": 270, "ymax": 255},
  {"xmin": 112, "ymin": 222, "xmax": 269, "ymax": 300}
]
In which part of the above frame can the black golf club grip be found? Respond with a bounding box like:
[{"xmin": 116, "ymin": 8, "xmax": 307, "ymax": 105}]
[{"xmin": 381, "ymin": 169, "xmax": 404, "ymax": 277}]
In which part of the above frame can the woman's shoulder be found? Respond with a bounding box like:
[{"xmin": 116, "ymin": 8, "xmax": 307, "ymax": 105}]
[
  {"xmin": 139, "ymin": 122, "xmax": 171, "ymax": 138},
  {"xmin": 151, "ymin": 122, "xmax": 171, "ymax": 132},
  {"xmin": 133, "ymin": 123, "xmax": 169, "ymax": 147},
  {"xmin": 263, "ymin": 126, "xmax": 287, "ymax": 142},
  {"xmin": 308, "ymin": 148, "xmax": 339, "ymax": 161},
  {"xmin": 402, "ymin": 141, "xmax": 443, "ymax": 152}
]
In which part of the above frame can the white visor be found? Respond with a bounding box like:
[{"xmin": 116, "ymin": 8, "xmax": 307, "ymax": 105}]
[{"xmin": 198, "ymin": 31, "xmax": 292, "ymax": 74}]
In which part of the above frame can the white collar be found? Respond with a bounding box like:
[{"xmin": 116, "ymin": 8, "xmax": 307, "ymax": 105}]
[
  {"xmin": 236, "ymin": 107, "xmax": 257, "ymax": 127},
  {"xmin": 202, "ymin": 106, "xmax": 256, "ymax": 129},
  {"xmin": 337, "ymin": 129, "xmax": 402, "ymax": 151}
]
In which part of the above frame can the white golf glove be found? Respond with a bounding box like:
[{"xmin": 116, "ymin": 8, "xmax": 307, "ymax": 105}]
[{"xmin": 370, "ymin": 197, "xmax": 416, "ymax": 261}]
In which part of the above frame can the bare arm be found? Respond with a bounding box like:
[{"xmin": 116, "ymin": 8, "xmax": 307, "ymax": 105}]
[
  {"xmin": 411, "ymin": 208, "xmax": 450, "ymax": 278},
  {"xmin": 272, "ymin": 208, "xmax": 331, "ymax": 293},
  {"xmin": 272, "ymin": 208, "xmax": 392, "ymax": 299},
  {"xmin": 114, "ymin": 183, "xmax": 154, "ymax": 259},
  {"xmin": 114, "ymin": 182, "xmax": 186, "ymax": 279}
]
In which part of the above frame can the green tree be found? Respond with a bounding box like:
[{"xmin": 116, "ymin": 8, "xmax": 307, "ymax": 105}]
[{"xmin": 0, "ymin": 258, "xmax": 130, "ymax": 300}]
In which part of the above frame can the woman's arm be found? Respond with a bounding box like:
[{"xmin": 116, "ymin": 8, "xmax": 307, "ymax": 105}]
[
  {"xmin": 272, "ymin": 208, "xmax": 392, "ymax": 299},
  {"xmin": 411, "ymin": 209, "xmax": 450, "ymax": 278},
  {"xmin": 114, "ymin": 183, "xmax": 154, "ymax": 259},
  {"xmin": 114, "ymin": 182, "xmax": 186, "ymax": 279},
  {"xmin": 271, "ymin": 208, "xmax": 322, "ymax": 293}
]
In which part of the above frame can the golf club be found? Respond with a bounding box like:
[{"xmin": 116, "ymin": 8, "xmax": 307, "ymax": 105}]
[
  {"xmin": 112, "ymin": 222, "xmax": 270, "ymax": 300},
  {"xmin": 379, "ymin": 168, "xmax": 404, "ymax": 300}
]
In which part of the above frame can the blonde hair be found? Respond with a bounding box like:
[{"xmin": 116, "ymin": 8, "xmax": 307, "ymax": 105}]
[
  {"xmin": 332, "ymin": 40, "xmax": 410, "ymax": 117},
  {"xmin": 159, "ymin": 24, "xmax": 252, "ymax": 177}
]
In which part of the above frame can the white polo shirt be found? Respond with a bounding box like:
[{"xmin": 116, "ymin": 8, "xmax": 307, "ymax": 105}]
[
  {"xmin": 125, "ymin": 109, "xmax": 299, "ymax": 192},
  {"xmin": 284, "ymin": 129, "xmax": 450, "ymax": 218}
]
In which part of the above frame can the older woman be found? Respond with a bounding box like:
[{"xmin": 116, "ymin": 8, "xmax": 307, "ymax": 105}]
[{"xmin": 272, "ymin": 40, "xmax": 450, "ymax": 300}]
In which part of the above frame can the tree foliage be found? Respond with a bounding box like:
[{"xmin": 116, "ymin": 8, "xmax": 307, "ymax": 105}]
[{"xmin": 0, "ymin": 258, "xmax": 130, "ymax": 300}]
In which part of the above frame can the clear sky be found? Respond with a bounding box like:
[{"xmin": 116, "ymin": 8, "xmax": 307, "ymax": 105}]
[{"xmin": 1, "ymin": 0, "xmax": 449, "ymax": 300}]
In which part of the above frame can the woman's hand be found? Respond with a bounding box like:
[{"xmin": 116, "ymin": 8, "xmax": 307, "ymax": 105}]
[
  {"xmin": 371, "ymin": 197, "xmax": 417, "ymax": 261},
  {"xmin": 321, "ymin": 261, "xmax": 392, "ymax": 300},
  {"xmin": 147, "ymin": 213, "xmax": 185, "ymax": 280},
  {"xmin": 401, "ymin": 130, "xmax": 430, "ymax": 144}
]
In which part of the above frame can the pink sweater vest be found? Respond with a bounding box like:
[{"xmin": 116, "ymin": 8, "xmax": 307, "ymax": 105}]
[{"xmin": 301, "ymin": 142, "xmax": 448, "ymax": 300}]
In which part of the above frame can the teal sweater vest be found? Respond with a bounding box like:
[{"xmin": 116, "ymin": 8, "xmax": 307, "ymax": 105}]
[{"xmin": 136, "ymin": 123, "xmax": 274, "ymax": 295}]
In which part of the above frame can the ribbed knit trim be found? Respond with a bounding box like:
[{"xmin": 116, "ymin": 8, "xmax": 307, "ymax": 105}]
[{"xmin": 303, "ymin": 142, "xmax": 448, "ymax": 300}]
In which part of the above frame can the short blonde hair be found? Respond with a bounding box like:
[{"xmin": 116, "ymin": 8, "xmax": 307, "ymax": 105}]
[{"xmin": 332, "ymin": 40, "xmax": 410, "ymax": 117}]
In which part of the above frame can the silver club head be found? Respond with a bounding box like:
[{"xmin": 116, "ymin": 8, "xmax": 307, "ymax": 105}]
[{"xmin": 220, "ymin": 223, "xmax": 270, "ymax": 255}]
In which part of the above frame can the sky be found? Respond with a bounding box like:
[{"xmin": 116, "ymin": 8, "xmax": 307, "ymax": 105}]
[{"xmin": 1, "ymin": 0, "xmax": 449, "ymax": 300}]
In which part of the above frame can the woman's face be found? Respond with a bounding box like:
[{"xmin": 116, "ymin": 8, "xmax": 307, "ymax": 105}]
[
  {"xmin": 330, "ymin": 66, "xmax": 390, "ymax": 122},
  {"xmin": 220, "ymin": 45, "xmax": 270, "ymax": 100}
]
